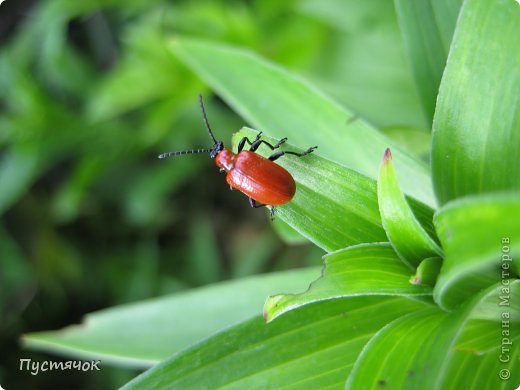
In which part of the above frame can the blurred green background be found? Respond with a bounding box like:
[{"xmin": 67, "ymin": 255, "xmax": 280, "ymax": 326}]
[{"xmin": 0, "ymin": 0, "xmax": 426, "ymax": 388}]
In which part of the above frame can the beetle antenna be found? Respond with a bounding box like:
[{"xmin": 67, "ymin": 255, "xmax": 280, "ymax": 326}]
[
  {"xmin": 199, "ymin": 95, "xmax": 219, "ymax": 145},
  {"xmin": 158, "ymin": 148, "xmax": 212, "ymax": 159}
]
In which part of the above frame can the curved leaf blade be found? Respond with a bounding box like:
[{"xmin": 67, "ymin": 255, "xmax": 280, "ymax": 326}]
[
  {"xmin": 431, "ymin": 0, "xmax": 520, "ymax": 204},
  {"xmin": 394, "ymin": 0, "xmax": 462, "ymax": 123},
  {"xmin": 298, "ymin": 0, "xmax": 426, "ymax": 129},
  {"xmin": 23, "ymin": 268, "xmax": 319, "ymax": 367},
  {"xmin": 0, "ymin": 145, "xmax": 41, "ymax": 215},
  {"xmin": 456, "ymin": 281, "xmax": 520, "ymax": 355},
  {"xmin": 231, "ymin": 129, "xmax": 385, "ymax": 251},
  {"xmin": 171, "ymin": 37, "xmax": 435, "ymax": 207},
  {"xmin": 264, "ymin": 243, "xmax": 431, "ymax": 322},
  {"xmin": 410, "ymin": 257, "xmax": 442, "ymax": 287},
  {"xmin": 433, "ymin": 194, "xmax": 520, "ymax": 310},
  {"xmin": 123, "ymin": 297, "xmax": 426, "ymax": 389},
  {"xmin": 456, "ymin": 320, "xmax": 520, "ymax": 356},
  {"xmin": 346, "ymin": 281, "xmax": 520, "ymax": 389},
  {"xmin": 378, "ymin": 148, "xmax": 442, "ymax": 267},
  {"xmin": 444, "ymin": 344, "xmax": 520, "ymax": 390},
  {"xmin": 232, "ymin": 129, "xmax": 434, "ymax": 253}
]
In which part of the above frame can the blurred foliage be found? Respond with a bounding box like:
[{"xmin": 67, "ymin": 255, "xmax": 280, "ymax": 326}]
[{"xmin": 0, "ymin": 0, "xmax": 428, "ymax": 388}]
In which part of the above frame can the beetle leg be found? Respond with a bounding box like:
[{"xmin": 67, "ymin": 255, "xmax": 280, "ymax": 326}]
[
  {"xmin": 249, "ymin": 197, "xmax": 263, "ymax": 208},
  {"xmin": 248, "ymin": 197, "xmax": 267, "ymax": 208},
  {"xmin": 249, "ymin": 137, "xmax": 287, "ymax": 152},
  {"xmin": 249, "ymin": 198, "xmax": 276, "ymax": 220},
  {"xmin": 237, "ymin": 132, "xmax": 264, "ymax": 153},
  {"xmin": 269, "ymin": 207, "xmax": 276, "ymax": 221},
  {"xmin": 239, "ymin": 133, "xmax": 288, "ymax": 153},
  {"xmin": 237, "ymin": 137, "xmax": 249, "ymax": 153},
  {"xmin": 268, "ymin": 146, "xmax": 317, "ymax": 161}
]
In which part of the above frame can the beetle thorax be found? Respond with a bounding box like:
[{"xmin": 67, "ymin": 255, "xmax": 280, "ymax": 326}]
[{"xmin": 215, "ymin": 148, "xmax": 235, "ymax": 171}]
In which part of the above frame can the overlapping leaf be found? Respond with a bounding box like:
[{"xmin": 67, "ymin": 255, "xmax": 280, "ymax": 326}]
[
  {"xmin": 431, "ymin": 0, "xmax": 520, "ymax": 204},
  {"xmin": 378, "ymin": 148, "xmax": 441, "ymax": 267},
  {"xmin": 410, "ymin": 257, "xmax": 442, "ymax": 287},
  {"xmin": 394, "ymin": 0, "xmax": 462, "ymax": 123},
  {"xmin": 24, "ymin": 268, "xmax": 319, "ymax": 367},
  {"xmin": 231, "ymin": 129, "xmax": 434, "ymax": 252},
  {"xmin": 171, "ymin": 38, "xmax": 435, "ymax": 207},
  {"xmin": 122, "ymin": 297, "xmax": 426, "ymax": 389},
  {"xmin": 298, "ymin": 0, "xmax": 426, "ymax": 129},
  {"xmin": 264, "ymin": 243, "xmax": 431, "ymax": 322},
  {"xmin": 346, "ymin": 281, "xmax": 520, "ymax": 389},
  {"xmin": 433, "ymin": 194, "xmax": 520, "ymax": 310}
]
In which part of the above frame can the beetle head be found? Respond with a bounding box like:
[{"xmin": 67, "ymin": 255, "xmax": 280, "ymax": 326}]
[{"xmin": 210, "ymin": 141, "xmax": 224, "ymax": 159}]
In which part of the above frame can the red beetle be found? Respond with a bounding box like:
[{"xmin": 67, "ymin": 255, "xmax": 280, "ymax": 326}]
[{"xmin": 159, "ymin": 96, "xmax": 317, "ymax": 217}]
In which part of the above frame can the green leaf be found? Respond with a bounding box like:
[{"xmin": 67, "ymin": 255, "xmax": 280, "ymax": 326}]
[
  {"xmin": 231, "ymin": 129, "xmax": 434, "ymax": 252},
  {"xmin": 409, "ymin": 257, "xmax": 442, "ymax": 287},
  {"xmin": 347, "ymin": 307, "xmax": 448, "ymax": 389},
  {"xmin": 0, "ymin": 144, "xmax": 42, "ymax": 215},
  {"xmin": 394, "ymin": 0, "xmax": 462, "ymax": 123},
  {"xmin": 444, "ymin": 343, "xmax": 520, "ymax": 390},
  {"xmin": 431, "ymin": 0, "xmax": 520, "ymax": 204},
  {"xmin": 346, "ymin": 281, "xmax": 520, "ymax": 389},
  {"xmin": 0, "ymin": 224, "xmax": 35, "ymax": 324},
  {"xmin": 444, "ymin": 282, "xmax": 520, "ymax": 388},
  {"xmin": 433, "ymin": 193, "xmax": 520, "ymax": 310},
  {"xmin": 456, "ymin": 279, "xmax": 520, "ymax": 354},
  {"xmin": 456, "ymin": 320, "xmax": 520, "ymax": 355},
  {"xmin": 378, "ymin": 148, "xmax": 442, "ymax": 267},
  {"xmin": 171, "ymin": 37, "xmax": 436, "ymax": 207},
  {"xmin": 23, "ymin": 268, "xmax": 320, "ymax": 367},
  {"xmin": 52, "ymin": 157, "xmax": 107, "ymax": 223},
  {"xmin": 231, "ymin": 128, "xmax": 385, "ymax": 251},
  {"xmin": 87, "ymin": 34, "xmax": 182, "ymax": 121},
  {"xmin": 298, "ymin": 0, "xmax": 426, "ymax": 129},
  {"xmin": 122, "ymin": 297, "xmax": 426, "ymax": 389},
  {"xmin": 264, "ymin": 243, "xmax": 431, "ymax": 322}
]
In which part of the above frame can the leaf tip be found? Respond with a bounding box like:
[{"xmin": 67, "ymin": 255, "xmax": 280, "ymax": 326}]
[
  {"xmin": 409, "ymin": 275, "xmax": 422, "ymax": 285},
  {"xmin": 263, "ymin": 295, "xmax": 281, "ymax": 323},
  {"xmin": 262, "ymin": 308, "xmax": 269, "ymax": 322},
  {"xmin": 383, "ymin": 148, "xmax": 392, "ymax": 164}
]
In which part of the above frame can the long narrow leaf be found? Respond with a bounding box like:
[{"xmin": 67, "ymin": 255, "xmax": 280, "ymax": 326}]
[
  {"xmin": 444, "ymin": 344, "xmax": 519, "ymax": 390},
  {"xmin": 394, "ymin": 0, "xmax": 462, "ymax": 123},
  {"xmin": 231, "ymin": 129, "xmax": 434, "ymax": 252},
  {"xmin": 232, "ymin": 129, "xmax": 385, "ymax": 251},
  {"xmin": 378, "ymin": 148, "xmax": 441, "ymax": 267},
  {"xmin": 410, "ymin": 257, "xmax": 442, "ymax": 287},
  {"xmin": 123, "ymin": 297, "xmax": 426, "ymax": 389},
  {"xmin": 456, "ymin": 283, "xmax": 520, "ymax": 354},
  {"xmin": 298, "ymin": 0, "xmax": 426, "ymax": 129},
  {"xmin": 433, "ymin": 194, "xmax": 520, "ymax": 310},
  {"xmin": 23, "ymin": 268, "xmax": 319, "ymax": 367},
  {"xmin": 171, "ymin": 38, "xmax": 436, "ymax": 207},
  {"xmin": 431, "ymin": 0, "xmax": 520, "ymax": 204},
  {"xmin": 456, "ymin": 320, "xmax": 520, "ymax": 355},
  {"xmin": 264, "ymin": 243, "xmax": 432, "ymax": 322},
  {"xmin": 346, "ymin": 281, "xmax": 520, "ymax": 389},
  {"xmin": 0, "ymin": 145, "xmax": 42, "ymax": 215}
]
